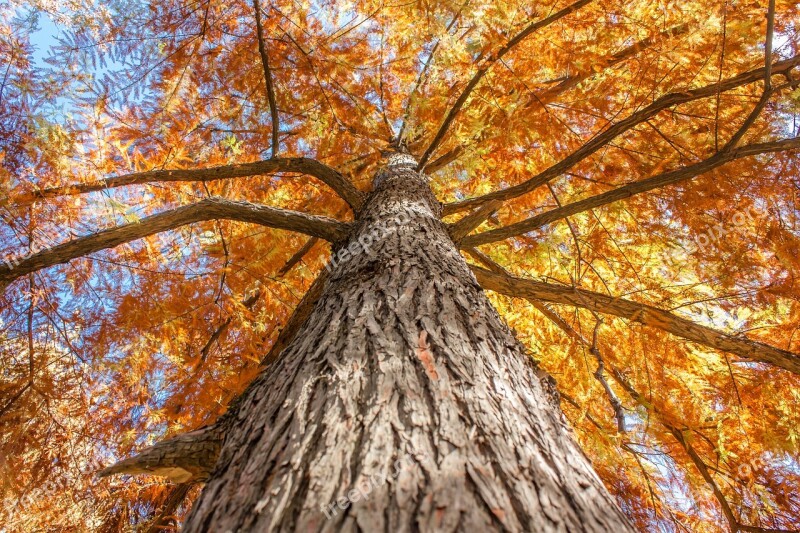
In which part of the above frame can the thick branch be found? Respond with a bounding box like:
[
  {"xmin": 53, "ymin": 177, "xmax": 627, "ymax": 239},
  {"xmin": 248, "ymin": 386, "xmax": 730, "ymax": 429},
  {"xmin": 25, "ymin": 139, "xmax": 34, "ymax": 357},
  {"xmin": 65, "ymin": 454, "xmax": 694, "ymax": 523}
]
[
  {"xmin": 447, "ymin": 199, "xmax": 502, "ymax": 242},
  {"xmin": 98, "ymin": 426, "xmax": 223, "ymax": 483},
  {"xmin": 0, "ymin": 197, "xmax": 349, "ymax": 288},
  {"xmin": 418, "ymin": 0, "xmax": 595, "ymax": 168},
  {"xmin": 462, "ymin": 137, "xmax": 800, "ymax": 246},
  {"xmin": 253, "ymin": 0, "xmax": 280, "ymax": 157},
  {"xmin": 444, "ymin": 54, "xmax": 800, "ymax": 215},
  {"xmin": 424, "ymin": 146, "xmax": 464, "ymax": 174},
  {"xmin": 10, "ymin": 157, "xmax": 365, "ymax": 211},
  {"xmin": 462, "ymin": 246, "xmax": 506, "ymax": 275},
  {"xmin": 472, "ymin": 266, "xmax": 800, "ymax": 375}
]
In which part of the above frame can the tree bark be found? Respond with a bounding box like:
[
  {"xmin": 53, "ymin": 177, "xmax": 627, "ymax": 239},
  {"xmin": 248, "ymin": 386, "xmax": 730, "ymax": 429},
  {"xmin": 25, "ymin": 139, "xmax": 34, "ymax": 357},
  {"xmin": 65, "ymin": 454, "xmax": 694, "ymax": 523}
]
[{"xmin": 184, "ymin": 154, "xmax": 634, "ymax": 532}]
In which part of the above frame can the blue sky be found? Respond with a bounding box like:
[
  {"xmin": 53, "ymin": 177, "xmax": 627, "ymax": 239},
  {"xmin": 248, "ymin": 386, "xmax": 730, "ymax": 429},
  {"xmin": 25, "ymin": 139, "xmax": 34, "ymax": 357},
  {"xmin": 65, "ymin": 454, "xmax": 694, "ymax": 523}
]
[{"xmin": 28, "ymin": 10, "xmax": 59, "ymax": 69}]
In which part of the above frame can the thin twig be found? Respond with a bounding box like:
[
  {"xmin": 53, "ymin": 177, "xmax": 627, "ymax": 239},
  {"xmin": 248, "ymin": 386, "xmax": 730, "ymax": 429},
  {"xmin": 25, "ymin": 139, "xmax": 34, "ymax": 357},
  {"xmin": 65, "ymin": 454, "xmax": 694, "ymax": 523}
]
[
  {"xmin": 765, "ymin": 0, "xmax": 777, "ymax": 90},
  {"xmin": 397, "ymin": 2, "xmax": 468, "ymax": 145},
  {"xmin": 608, "ymin": 368, "xmax": 794, "ymax": 533},
  {"xmin": 546, "ymin": 183, "xmax": 582, "ymax": 282},
  {"xmin": 464, "ymin": 247, "xmax": 626, "ymax": 431},
  {"xmin": 714, "ymin": 1, "xmax": 728, "ymax": 151},
  {"xmin": 0, "ymin": 381, "xmax": 31, "ymax": 419},
  {"xmin": 588, "ymin": 319, "xmax": 626, "ymax": 433},
  {"xmin": 145, "ymin": 483, "xmax": 192, "ymax": 533},
  {"xmin": 418, "ymin": 0, "xmax": 595, "ymax": 168},
  {"xmin": 447, "ymin": 200, "xmax": 503, "ymax": 242},
  {"xmin": 196, "ymin": 287, "xmax": 261, "ymax": 370},
  {"xmin": 253, "ymin": 0, "xmax": 280, "ymax": 157},
  {"xmin": 277, "ymin": 237, "xmax": 319, "ymax": 277}
]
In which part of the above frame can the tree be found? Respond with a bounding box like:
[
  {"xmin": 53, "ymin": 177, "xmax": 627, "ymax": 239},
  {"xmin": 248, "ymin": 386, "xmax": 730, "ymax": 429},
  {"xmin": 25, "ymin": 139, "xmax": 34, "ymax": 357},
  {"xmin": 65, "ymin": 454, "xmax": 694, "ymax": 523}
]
[{"xmin": 1, "ymin": 0, "xmax": 799, "ymax": 530}]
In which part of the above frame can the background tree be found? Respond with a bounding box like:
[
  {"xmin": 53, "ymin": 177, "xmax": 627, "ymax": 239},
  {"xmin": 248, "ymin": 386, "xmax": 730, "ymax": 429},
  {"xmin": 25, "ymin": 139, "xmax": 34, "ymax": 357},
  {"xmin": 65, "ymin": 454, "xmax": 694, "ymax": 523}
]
[{"xmin": 1, "ymin": 0, "xmax": 800, "ymax": 530}]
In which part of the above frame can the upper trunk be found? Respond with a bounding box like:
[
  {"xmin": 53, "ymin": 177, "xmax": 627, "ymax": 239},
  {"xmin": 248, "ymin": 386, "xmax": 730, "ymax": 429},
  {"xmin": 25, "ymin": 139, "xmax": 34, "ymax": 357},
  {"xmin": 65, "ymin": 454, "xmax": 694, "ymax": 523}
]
[{"xmin": 184, "ymin": 153, "xmax": 633, "ymax": 532}]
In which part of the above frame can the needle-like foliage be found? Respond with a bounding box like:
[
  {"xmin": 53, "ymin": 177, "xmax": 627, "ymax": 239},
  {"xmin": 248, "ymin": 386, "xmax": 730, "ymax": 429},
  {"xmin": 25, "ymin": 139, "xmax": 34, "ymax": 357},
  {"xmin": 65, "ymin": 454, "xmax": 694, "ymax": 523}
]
[{"xmin": 1, "ymin": 0, "xmax": 799, "ymax": 530}]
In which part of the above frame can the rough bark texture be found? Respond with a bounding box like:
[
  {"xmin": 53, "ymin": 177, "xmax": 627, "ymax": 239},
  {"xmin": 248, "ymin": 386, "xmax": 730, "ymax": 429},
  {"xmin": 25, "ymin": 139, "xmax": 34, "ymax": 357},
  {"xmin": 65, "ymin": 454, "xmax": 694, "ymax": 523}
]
[{"xmin": 184, "ymin": 154, "xmax": 634, "ymax": 532}]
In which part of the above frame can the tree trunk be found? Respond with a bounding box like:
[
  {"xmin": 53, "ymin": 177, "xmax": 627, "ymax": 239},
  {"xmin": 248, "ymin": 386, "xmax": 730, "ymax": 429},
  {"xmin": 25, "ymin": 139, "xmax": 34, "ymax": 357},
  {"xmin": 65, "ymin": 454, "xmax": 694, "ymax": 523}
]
[{"xmin": 184, "ymin": 154, "xmax": 634, "ymax": 532}]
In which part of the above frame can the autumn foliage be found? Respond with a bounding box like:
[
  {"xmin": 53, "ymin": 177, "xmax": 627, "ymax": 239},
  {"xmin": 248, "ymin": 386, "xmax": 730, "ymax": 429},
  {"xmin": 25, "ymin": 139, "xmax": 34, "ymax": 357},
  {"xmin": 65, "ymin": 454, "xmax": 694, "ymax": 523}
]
[{"xmin": 1, "ymin": 0, "xmax": 800, "ymax": 530}]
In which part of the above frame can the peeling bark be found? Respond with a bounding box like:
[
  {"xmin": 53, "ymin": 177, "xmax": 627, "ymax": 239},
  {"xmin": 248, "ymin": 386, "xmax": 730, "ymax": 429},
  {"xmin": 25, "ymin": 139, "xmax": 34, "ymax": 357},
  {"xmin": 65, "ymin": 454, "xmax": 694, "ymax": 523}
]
[{"xmin": 184, "ymin": 154, "xmax": 633, "ymax": 532}]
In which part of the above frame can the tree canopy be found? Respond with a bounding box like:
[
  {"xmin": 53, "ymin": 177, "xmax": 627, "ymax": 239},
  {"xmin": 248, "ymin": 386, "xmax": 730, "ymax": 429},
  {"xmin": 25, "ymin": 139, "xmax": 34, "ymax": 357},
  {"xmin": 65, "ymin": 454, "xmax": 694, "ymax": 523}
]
[{"xmin": 1, "ymin": 0, "xmax": 799, "ymax": 530}]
